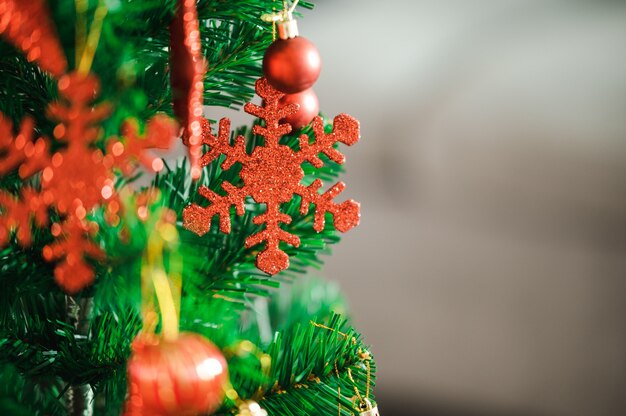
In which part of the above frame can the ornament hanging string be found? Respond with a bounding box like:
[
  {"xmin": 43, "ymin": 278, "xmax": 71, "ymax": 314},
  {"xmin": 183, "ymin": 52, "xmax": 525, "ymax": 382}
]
[
  {"xmin": 310, "ymin": 321, "xmax": 375, "ymax": 415},
  {"xmin": 347, "ymin": 365, "xmax": 372, "ymax": 409},
  {"xmin": 140, "ymin": 212, "xmax": 182, "ymax": 342},
  {"xmin": 79, "ymin": 0, "xmax": 107, "ymax": 74},
  {"xmin": 262, "ymin": 0, "xmax": 300, "ymax": 25},
  {"xmin": 310, "ymin": 321, "xmax": 356, "ymax": 344},
  {"xmin": 74, "ymin": 0, "xmax": 87, "ymax": 66},
  {"xmin": 74, "ymin": 0, "xmax": 108, "ymax": 74},
  {"xmin": 272, "ymin": 1, "xmax": 276, "ymax": 41},
  {"xmin": 334, "ymin": 361, "xmax": 343, "ymax": 416}
]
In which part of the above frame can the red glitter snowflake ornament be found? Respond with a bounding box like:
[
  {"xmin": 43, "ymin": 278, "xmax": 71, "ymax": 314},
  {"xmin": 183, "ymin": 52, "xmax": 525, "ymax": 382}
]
[
  {"xmin": 183, "ymin": 78, "xmax": 360, "ymax": 275},
  {"xmin": 0, "ymin": 73, "xmax": 177, "ymax": 293}
]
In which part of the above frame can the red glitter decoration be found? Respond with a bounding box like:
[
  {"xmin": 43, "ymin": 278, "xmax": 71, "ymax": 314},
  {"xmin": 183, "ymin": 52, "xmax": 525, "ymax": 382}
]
[
  {"xmin": 0, "ymin": 114, "xmax": 50, "ymax": 179},
  {"xmin": 107, "ymin": 115, "xmax": 179, "ymax": 175},
  {"xmin": 183, "ymin": 78, "xmax": 360, "ymax": 275},
  {"xmin": 0, "ymin": 73, "xmax": 177, "ymax": 293},
  {"xmin": 43, "ymin": 216, "xmax": 105, "ymax": 293},
  {"xmin": 279, "ymin": 88, "xmax": 319, "ymax": 130},
  {"xmin": 124, "ymin": 333, "xmax": 228, "ymax": 416},
  {"xmin": 0, "ymin": 114, "xmax": 50, "ymax": 247},
  {"xmin": 169, "ymin": 0, "xmax": 206, "ymax": 180},
  {"xmin": 0, "ymin": 0, "xmax": 67, "ymax": 77},
  {"xmin": 0, "ymin": 187, "xmax": 47, "ymax": 246}
]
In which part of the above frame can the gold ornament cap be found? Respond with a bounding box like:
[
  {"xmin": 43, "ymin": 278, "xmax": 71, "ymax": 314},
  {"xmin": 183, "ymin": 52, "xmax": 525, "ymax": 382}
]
[
  {"xmin": 277, "ymin": 18, "xmax": 299, "ymax": 39},
  {"xmin": 261, "ymin": 1, "xmax": 300, "ymax": 40},
  {"xmin": 359, "ymin": 399, "xmax": 380, "ymax": 416}
]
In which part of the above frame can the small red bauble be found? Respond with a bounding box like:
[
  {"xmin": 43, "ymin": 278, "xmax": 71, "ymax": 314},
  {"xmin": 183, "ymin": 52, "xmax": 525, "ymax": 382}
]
[
  {"xmin": 279, "ymin": 88, "xmax": 319, "ymax": 130},
  {"xmin": 263, "ymin": 37, "xmax": 321, "ymax": 94},
  {"xmin": 125, "ymin": 333, "xmax": 228, "ymax": 416}
]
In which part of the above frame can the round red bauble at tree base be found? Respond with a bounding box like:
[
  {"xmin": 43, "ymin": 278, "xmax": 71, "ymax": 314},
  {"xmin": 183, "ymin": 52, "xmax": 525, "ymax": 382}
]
[
  {"xmin": 125, "ymin": 333, "xmax": 228, "ymax": 416},
  {"xmin": 279, "ymin": 88, "xmax": 319, "ymax": 130},
  {"xmin": 263, "ymin": 36, "xmax": 321, "ymax": 94}
]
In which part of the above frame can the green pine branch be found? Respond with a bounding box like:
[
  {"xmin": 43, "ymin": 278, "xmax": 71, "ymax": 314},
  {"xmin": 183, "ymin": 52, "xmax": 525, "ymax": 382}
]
[
  {"xmin": 0, "ymin": 112, "xmax": 350, "ymax": 384},
  {"xmin": 228, "ymin": 314, "xmax": 376, "ymax": 416},
  {"xmin": 0, "ymin": 363, "xmax": 66, "ymax": 416},
  {"xmin": 0, "ymin": 1, "xmax": 378, "ymax": 415}
]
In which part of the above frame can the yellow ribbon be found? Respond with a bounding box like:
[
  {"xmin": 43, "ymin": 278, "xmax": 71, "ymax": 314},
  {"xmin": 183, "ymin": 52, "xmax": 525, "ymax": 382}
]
[
  {"xmin": 75, "ymin": 0, "xmax": 108, "ymax": 74},
  {"xmin": 141, "ymin": 212, "xmax": 182, "ymax": 342}
]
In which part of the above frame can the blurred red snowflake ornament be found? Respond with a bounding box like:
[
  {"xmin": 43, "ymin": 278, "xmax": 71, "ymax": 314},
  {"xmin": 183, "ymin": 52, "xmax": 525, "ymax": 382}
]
[
  {"xmin": 0, "ymin": 114, "xmax": 51, "ymax": 247},
  {"xmin": 107, "ymin": 115, "xmax": 179, "ymax": 175},
  {"xmin": 0, "ymin": 73, "xmax": 177, "ymax": 293},
  {"xmin": 183, "ymin": 78, "xmax": 360, "ymax": 275}
]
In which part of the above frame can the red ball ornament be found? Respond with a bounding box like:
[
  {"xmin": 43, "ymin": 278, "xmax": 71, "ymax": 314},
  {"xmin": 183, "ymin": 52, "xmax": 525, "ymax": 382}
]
[
  {"xmin": 263, "ymin": 36, "xmax": 321, "ymax": 94},
  {"xmin": 125, "ymin": 333, "xmax": 228, "ymax": 416},
  {"xmin": 279, "ymin": 88, "xmax": 319, "ymax": 130}
]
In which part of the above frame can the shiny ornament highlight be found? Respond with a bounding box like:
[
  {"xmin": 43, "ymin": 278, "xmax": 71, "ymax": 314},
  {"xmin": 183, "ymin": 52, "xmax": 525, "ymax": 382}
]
[
  {"xmin": 263, "ymin": 37, "xmax": 321, "ymax": 94},
  {"xmin": 125, "ymin": 333, "xmax": 228, "ymax": 416},
  {"xmin": 183, "ymin": 78, "xmax": 360, "ymax": 275},
  {"xmin": 279, "ymin": 88, "xmax": 319, "ymax": 130},
  {"xmin": 359, "ymin": 399, "xmax": 380, "ymax": 416}
]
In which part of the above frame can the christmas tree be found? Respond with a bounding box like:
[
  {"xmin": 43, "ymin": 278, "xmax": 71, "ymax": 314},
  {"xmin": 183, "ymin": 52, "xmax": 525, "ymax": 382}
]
[{"xmin": 0, "ymin": 1, "xmax": 377, "ymax": 415}]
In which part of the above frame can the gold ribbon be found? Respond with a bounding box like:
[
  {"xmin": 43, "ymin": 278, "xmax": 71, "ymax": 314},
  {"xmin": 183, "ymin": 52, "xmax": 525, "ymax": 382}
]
[
  {"xmin": 75, "ymin": 0, "xmax": 108, "ymax": 74},
  {"xmin": 140, "ymin": 211, "xmax": 182, "ymax": 342}
]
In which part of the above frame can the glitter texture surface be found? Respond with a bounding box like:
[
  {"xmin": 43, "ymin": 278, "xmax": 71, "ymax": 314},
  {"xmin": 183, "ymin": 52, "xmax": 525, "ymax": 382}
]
[
  {"xmin": 183, "ymin": 78, "xmax": 360, "ymax": 275},
  {"xmin": 0, "ymin": 73, "xmax": 176, "ymax": 293},
  {"xmin": 169, "ymin": 0, "xmax": 206, "ymax": 179},
  {"xmin": 0, "ymin": 0, "xmax": 67, "ymax": 77}
]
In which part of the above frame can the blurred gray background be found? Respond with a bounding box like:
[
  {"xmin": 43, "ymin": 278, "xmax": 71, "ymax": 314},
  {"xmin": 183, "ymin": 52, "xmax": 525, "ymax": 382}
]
[{"xmin": 301, "ymin": 0, "xmax": 626, "ymax": 415}]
